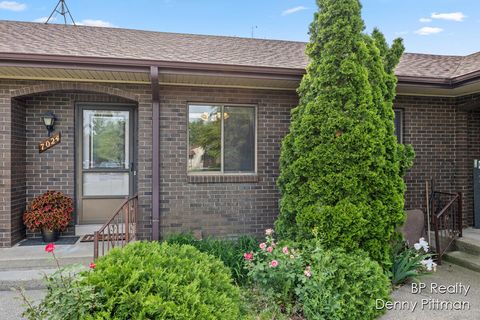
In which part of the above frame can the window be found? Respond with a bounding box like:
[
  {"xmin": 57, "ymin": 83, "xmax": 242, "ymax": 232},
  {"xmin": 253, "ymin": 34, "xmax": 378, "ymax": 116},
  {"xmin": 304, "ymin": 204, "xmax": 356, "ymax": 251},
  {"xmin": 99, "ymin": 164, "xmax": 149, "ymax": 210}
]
[
  {"xmin": 393, "ymin": 109, "xmax": 403, "ymax": 143},
  {"xmin": 188, "ymin": 104, "xmax": 256, "ymax": 174}
]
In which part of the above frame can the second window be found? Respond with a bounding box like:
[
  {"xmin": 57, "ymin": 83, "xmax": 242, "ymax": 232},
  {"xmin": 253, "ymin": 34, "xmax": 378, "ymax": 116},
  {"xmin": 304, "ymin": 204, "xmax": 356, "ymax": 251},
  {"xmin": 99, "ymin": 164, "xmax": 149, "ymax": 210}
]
[{"xmin": 188, "ymin": 104, "xmax": 256, "ymax": 174}]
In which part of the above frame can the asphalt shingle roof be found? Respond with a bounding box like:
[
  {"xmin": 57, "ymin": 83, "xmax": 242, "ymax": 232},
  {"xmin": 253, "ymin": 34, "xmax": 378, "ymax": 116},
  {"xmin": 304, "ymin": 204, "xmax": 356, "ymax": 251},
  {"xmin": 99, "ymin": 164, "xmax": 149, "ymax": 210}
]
[
  {"xmin": 0, "ymin": 20, "xmax": 479, "ymax": 81},
  {"xmin": 0, "ymin": 20, "xmax": 308, "ymax": 70}
]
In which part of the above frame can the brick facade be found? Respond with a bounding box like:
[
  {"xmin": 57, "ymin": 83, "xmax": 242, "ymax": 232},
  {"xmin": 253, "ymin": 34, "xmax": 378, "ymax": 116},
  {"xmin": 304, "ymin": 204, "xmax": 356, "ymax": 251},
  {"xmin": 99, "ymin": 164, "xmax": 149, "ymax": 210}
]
[
  {"xmin": 396, "ymin": 93, "xmax": 480, "ymax": 226},
  {"xmin": 0, "ymin": 80, "xmax": 298, "ymax": 247},
  {"xmin": 158, "ymin": 86, "xmax": 298, "ymax": 238},
  {"xmin": 0, "ymin": 81, "xmax": 154, "ymax": 247},
  {"xmin": 0, "ymin": 78, "xmax": 478, "ymax": 248}
]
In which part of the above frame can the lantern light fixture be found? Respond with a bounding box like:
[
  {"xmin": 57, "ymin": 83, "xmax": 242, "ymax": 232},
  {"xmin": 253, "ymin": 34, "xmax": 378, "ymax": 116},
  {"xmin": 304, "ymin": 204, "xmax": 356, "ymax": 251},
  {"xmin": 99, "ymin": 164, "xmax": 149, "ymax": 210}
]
[{"xmin": 42, "ymin": 112, "xmax": 56, "ymax": 137}]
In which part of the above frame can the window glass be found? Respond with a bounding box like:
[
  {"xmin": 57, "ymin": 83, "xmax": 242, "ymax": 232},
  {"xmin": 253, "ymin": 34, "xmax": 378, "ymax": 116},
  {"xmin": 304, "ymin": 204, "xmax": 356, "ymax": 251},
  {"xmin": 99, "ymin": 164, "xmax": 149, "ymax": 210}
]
[
  {"xmin": 188, "ymin": 105, "xmax": 221, "ymax": 172},
  {"xmin": 224, "ymin": 106, "xmax": 255, "ymax": 172},
  {"xmin": 188, "ymin": 104, "xmax": 256, "ymax": 174},
  {"xmin": 83, "ymin": 110, "xmax": 129, "ymax": 169},
  {"xmin": 394, "ymin": 109, "xmax": 403, "ymax": 143}
]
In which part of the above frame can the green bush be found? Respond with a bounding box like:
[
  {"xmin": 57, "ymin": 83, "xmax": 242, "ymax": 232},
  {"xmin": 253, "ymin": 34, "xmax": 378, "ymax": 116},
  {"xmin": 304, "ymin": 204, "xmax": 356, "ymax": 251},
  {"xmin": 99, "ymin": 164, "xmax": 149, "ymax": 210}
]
[
  {"xmin": 275, "ymin": 0, "xmax": 414, "ymax": 268},
  {"xmin": 298, "ymin": 246, "xmax": 390, "ymax": 320},
  {"xmin": 83, "ymin": 241, "xmax": 241, "ymax": 320},
  {"xmin": 165, "ymin": 233, "xmax": 257, "ymax": 285}
]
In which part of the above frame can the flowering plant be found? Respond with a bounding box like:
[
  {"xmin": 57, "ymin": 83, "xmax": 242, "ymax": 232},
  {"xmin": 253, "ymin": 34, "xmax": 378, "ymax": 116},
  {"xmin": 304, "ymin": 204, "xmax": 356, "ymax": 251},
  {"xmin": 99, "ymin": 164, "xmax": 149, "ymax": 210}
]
[
  {"xmin": 19, "ymin": 244, "xmax": 98, "ymax": 319},
  {"xmin": 244, "ymin": 229, "xmax": 304, "ymax": 310},
  {"xmin": 391, "ymin": 237, "xmax": 436, "ymax": 286},
  {"xmin": 23, "ymin": 191, "xmax": 73, "ymax": 232}
]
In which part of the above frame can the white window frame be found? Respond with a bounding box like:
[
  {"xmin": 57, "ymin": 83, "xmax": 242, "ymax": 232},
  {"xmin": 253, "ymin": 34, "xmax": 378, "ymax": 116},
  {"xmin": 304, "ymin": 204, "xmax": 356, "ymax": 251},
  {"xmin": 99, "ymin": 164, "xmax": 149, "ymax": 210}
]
[{"xmin": 187, "ymin": 103, "xmax": 257, "ymax": 175}]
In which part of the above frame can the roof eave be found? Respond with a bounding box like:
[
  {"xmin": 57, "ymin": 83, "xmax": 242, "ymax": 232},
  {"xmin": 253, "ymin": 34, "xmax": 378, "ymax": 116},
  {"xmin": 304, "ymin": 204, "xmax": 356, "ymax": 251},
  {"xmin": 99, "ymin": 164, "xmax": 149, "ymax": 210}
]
[{"xmin": 0, "ymin": 52, "xmax": 305, "ymax": 81}]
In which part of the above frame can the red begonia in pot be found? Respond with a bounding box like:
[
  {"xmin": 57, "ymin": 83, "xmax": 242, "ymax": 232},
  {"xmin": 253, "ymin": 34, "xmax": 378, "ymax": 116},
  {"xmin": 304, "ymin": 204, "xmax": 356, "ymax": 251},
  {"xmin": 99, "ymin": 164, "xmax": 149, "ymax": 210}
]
[{"xmin": 23, "ymin": 191, "xmax": 73, "ymax": 242}]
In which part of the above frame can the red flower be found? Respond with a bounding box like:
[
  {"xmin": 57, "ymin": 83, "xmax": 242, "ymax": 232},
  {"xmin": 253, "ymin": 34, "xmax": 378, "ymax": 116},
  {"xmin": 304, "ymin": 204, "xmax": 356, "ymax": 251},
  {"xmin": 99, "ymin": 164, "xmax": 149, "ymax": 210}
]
[
  {"xmin": 243, "ymin": 252, "xmax": 253, "ymax": 261},
  {"xmin": 45, "ymin": 243, "xmax": 55, "ymax": 253},
  {"xmin": 89, "ymin": 262, "xmax": 96, "ymax": 269}
]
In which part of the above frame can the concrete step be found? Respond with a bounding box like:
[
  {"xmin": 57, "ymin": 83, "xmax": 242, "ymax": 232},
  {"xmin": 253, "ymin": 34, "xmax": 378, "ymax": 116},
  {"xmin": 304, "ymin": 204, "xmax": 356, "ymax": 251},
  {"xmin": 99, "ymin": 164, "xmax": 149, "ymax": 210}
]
[
  {"xmin": 0, "ymin": 268, "xmax": 56, "ymax": 291},
  {"xmin": 455, "ymin": 237, "xmax": 480, "ymax": 255},
  {"xmin": 0, "ymin": 256, "xmax": 91, "ymax": 271},
  {"xmin": 443, "ymin": 251, "xmax": 480, "ymax": 273}
]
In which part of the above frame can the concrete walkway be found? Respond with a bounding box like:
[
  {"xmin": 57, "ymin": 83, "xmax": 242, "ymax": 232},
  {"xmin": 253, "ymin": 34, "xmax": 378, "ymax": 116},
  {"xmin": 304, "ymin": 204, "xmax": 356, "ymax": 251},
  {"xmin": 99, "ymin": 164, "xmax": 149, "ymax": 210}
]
[
  {"xmin": 0, "ymin": 242, "xmax": 93, "ymax": 290},
  {"xmin": 381, "ymin": 263, "xmax": 480, "ymax": 320},
  {"xmin": 0, "ymin": 289, "xmax": 45, "ymax": 320}
]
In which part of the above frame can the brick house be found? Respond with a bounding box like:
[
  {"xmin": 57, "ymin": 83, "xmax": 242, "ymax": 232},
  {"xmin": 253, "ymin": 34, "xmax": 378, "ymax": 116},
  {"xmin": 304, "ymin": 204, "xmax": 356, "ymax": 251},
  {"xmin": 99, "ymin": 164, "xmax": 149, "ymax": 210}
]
[{"xmin": 0, "ymin": 21, "xmax": 478, "ymax": 247}]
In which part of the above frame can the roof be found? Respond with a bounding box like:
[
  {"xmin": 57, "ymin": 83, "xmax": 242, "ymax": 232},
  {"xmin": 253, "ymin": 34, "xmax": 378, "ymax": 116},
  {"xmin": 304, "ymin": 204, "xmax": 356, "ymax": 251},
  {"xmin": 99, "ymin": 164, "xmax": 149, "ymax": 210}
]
[
  {"xmin": 0, "ymin": 20, "xmax": 308, "ymax": 71},
  {"xmin": 396, "ymin": 52, "xmax": 480, "ymax": 80},
  {"xmin": 0, "ymin": 20, "xmax": 479, "ymax": 84}
]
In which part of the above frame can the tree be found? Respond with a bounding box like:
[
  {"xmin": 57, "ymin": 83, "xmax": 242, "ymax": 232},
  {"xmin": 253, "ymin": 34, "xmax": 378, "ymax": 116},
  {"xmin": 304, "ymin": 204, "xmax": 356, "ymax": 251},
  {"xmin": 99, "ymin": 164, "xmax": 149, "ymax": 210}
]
[{"xmin": 275, "ymin": 0, "xmax": 414, "ymax": 268}]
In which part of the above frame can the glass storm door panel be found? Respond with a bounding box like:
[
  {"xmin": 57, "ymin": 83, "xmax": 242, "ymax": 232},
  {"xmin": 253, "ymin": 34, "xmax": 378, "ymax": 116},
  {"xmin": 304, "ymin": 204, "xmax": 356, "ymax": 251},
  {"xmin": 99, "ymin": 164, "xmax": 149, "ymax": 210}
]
[{"xmin": 78, "ymin": 107, "xmax": 134, "ymax": 224}]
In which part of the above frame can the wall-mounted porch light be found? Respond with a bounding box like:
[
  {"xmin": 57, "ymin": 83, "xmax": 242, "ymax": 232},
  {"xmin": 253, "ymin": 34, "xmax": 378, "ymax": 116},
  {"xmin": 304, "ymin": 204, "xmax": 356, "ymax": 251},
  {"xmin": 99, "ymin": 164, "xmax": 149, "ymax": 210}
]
[{"xmin": 42, "ymin": 112, "xmax": 56, "ymax": 137}]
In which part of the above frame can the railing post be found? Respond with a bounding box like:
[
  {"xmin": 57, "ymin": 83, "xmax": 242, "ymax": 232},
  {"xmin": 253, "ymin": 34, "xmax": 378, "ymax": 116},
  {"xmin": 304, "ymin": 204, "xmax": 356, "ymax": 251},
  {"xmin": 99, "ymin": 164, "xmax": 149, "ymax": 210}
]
[
  {"xmin": 458, "ymin": 193, "xmax": 463, "ymax": 238},
  {"xmin": 433, "ymin": 214, "xmax": 442, "ymax": 265},
  {"xmin": 125, "ymin": 201, "xmax": 130, "ymax": 243},
  {"xmin": 94, "ymin": 231, "xmax": 99, "ymax": 260}
]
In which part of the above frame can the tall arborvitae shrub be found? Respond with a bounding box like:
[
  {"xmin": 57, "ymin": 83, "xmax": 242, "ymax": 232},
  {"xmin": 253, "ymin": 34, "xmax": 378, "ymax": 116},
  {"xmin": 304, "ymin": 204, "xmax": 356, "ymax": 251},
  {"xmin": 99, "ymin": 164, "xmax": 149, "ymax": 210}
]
[{"xmin": 275, "ymin": 0, "xmax": 414, "ymax": 268}]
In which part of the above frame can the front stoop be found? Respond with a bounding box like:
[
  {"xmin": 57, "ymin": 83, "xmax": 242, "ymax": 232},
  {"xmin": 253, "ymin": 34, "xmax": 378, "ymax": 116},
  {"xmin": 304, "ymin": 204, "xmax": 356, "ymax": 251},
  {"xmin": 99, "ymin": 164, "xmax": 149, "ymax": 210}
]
[
  {"xmin": 442, "ymin": 228, "xmax": 480, "ymax": 273},
  {"xmin": 443, "ymin": 251, "xmax": 480, "ymax": 273},
  {"xmin": 0, "ymin": 242, "xmax": 93, "ymax": 291}
]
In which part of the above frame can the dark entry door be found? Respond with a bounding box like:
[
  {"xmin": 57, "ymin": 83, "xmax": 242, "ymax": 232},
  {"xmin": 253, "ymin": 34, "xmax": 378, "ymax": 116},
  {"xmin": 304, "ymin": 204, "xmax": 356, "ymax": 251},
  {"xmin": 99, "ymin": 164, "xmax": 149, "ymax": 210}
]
[{"xmin": 77, "ymin": 105, "xmax": 135, "ymax": 224}]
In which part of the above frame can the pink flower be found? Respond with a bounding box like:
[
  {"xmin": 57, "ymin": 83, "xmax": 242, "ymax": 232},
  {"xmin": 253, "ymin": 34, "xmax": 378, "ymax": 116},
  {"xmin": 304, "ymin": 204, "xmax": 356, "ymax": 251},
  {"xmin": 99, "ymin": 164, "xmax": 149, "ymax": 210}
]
[
  {"xmin": 282, "ymin": 246, "xmax": 289, "ymax": 254},
  {"xmin": 267, "ymin": 246, "xmax": 273, "ymax": 253},
  {"xmin": 304, "ymin": 266, "xmax": 312, "ymax": 278},
  {"xmin": 270, "ymin": 260, "xmax": 279, "ymax": 268},
  {"xmin": 243, "ymin": 252, "xmax": 253, "ymax": 261},
  {"xmin": 259, "ymin": 243, "xmax": 267, "ymax": 250},
  {"xmin": 265, "ymin": 229, "xmax": 274, "ymax": 236},
  {"xmin": 45, "ymin": 243, "xmax": 55, "ymax": 253},
  {"xmin": 89, "ymin": 262, "xmax": 96, "ymax": 269}
]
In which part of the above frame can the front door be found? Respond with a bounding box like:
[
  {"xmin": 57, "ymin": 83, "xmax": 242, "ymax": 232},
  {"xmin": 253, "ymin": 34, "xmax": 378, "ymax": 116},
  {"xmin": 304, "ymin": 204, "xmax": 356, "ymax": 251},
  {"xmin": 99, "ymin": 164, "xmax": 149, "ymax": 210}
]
[{"xmin": 77, "ymin": 105, "xmax": 135, "ymax": 224}]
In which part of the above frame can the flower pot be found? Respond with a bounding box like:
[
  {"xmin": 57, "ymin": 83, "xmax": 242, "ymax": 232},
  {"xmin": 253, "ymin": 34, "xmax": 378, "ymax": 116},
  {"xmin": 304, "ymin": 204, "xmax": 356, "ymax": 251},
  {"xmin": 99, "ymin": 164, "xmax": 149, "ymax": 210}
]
[{"xmin": 42, "ymin": 229, "xmax": 59, "ymax": 243}]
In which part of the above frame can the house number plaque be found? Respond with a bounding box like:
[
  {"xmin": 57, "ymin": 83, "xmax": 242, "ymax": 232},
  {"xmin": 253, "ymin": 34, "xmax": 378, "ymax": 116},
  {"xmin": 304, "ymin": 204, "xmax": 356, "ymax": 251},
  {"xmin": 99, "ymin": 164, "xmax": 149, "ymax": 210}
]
[{"xmin": 38, "ymin": 132, "xmax": 61, "ymax": 153}]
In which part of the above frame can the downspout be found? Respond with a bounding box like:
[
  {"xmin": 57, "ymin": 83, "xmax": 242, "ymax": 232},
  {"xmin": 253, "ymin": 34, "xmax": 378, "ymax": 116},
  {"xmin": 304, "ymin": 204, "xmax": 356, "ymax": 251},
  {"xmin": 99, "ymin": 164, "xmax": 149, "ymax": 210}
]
[{"xmin": 150, "ymin": 66, "xmax": 160, "ymax": 241}]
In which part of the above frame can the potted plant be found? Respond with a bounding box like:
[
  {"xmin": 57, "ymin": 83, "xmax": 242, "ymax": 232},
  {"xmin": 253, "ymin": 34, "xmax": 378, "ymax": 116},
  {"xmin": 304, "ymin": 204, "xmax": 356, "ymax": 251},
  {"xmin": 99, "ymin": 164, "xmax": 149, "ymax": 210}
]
[{"xmin": 23, "ymin": 191, "xmax": 73, "ymax": 242}]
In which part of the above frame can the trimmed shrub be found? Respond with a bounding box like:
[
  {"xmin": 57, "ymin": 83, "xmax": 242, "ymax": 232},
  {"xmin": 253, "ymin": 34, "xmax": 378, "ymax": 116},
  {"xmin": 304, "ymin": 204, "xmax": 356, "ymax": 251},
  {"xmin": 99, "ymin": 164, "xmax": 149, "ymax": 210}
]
[
  {"xmin": 275, "ymin": 0, "xmax": 414, "ymax": 268},
  {"xmin": 165, "ymin": 233, "xmax": 257, "ymax": 285},
  {"xmin": 83, "ymin": 241, "xmax": 241, "ymax": 320},
  {"xmin": 298, "ymin": 246, "xmax": 390, "ymax": 320}
]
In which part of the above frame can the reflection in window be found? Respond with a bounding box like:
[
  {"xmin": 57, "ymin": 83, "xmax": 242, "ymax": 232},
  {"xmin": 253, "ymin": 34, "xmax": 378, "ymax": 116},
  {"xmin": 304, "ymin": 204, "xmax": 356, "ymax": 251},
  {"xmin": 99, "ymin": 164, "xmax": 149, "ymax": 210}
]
[
  {"xmin": 224, "ymin": 106, "xmax": 255, "ymax": 172},
  {"xmin": 394, "ymin": 109, "xmax": 403, "ymax": 143},
  {"xmin": 83, "ymin": 110, "xmax": 129, "ymax": 169},
  {"xmin": 188, "ymin": 104, "xmax": 255, "ymax": 173}
]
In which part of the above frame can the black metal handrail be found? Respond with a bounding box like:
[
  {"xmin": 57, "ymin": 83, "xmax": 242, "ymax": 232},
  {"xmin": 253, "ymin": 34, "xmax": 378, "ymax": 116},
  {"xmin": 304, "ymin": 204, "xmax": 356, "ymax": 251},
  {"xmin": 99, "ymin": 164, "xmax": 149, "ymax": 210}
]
[
  {"xmin": 93, "ymin": 194, "xmax": 138, "ymax": 259},
  {"xmin": 431, "ymin": 191, "xmax": 462, "ymax": 264}
]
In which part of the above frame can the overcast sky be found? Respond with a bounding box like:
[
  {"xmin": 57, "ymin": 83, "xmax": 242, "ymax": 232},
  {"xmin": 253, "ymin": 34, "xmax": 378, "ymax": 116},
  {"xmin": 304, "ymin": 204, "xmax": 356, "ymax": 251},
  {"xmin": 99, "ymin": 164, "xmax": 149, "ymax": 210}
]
[{"xmin": 0, "ymin": 0, "xmax": 478, "ymax": 55}]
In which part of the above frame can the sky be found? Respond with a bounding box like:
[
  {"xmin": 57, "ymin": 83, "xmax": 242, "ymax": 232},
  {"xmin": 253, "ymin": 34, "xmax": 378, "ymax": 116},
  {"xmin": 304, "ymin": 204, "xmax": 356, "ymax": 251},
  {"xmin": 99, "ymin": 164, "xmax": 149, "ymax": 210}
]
[{"xmin": 0, "ymin": 0, "xmax": 478, "ymax": 56}]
